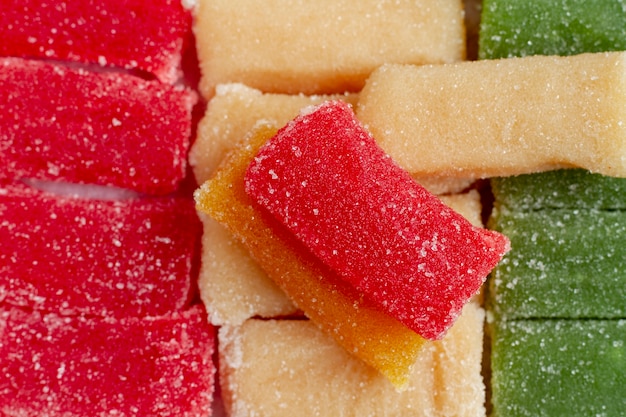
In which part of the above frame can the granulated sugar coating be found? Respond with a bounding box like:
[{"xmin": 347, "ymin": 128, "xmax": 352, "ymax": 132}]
[
  {"xmin": 0, "ymin": 183, "xmax": 200, "ymax": 318},
  {"xmin": 244, "ymin": 101, "xmax": 510, "ymax": 340},
  {"xmin": 0, "ymin": 0, "xmax": 192, "ymax": 83},
  {"xmin": 0, "ymin": 305, "xmax": 215, "ymax": 417},
  {"xmin": 0, "ymin": 58, "xmax": 196, "ymax": 194}
]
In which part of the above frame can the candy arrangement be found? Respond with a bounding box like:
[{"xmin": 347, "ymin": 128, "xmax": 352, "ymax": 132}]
[{"xmin": 2, "ymin": 0, "xmax": 626, "ymax": 416}]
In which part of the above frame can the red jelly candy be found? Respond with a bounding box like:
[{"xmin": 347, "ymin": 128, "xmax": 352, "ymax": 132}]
[
  {"xmin": 0, "ymin": 305, "xmax": 215, "ymax": 417},
  {"xmin": 245, "ymin": 101, "xmax": 510, "ymax": 340},
  {"xmin": 0, "ymin": 58, "xmax": 196, "ymax": 195},
  {"xmin": 0, "ymin": 183, "xmax": 200, "ymax": 318},
  {"xmin": 0, "ymin": 0, "xmax": 192, "ymax": 83}
]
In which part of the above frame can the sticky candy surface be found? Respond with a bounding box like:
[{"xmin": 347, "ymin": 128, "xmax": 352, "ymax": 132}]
[
  {"xmin": 0, "ymin": 305, "xmax": 215, "ymax": 417},
  {"xmin": 244, "ymin": 101, "xmax": 509, "ymax": 340},
  {"xmin": 195, "ymin": 123, "xmax": 426, "ymax": 388},
  {"xmin": 0, "ymin": 0, "xmax": 192, "ymax": 83},
  {"xmin": 479, "ymin": 0, "xmax": 626, "ymax": 59},
  {"xmin": 490, "ymin": 319, "xmax": 626, "ymax": 417},
  {"xmin": 489, "ymin": 208, "xmax": 626, "ymax": 320},
  {"xmin": 0, "ymin": 183, "xmax": 200, "ymax": 318},
  {"xmin": 0, "ymin": 58, "xmax": 196, "ymax": 194}
]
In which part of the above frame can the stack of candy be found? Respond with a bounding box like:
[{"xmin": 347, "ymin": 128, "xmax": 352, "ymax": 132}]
[
  {"xmin": 481, "ymin": 0, "xmax": 626, "ymax": 415},
  {"xmin": 0, "ymin": 1, "xmax": 215, "ymax": 416}
]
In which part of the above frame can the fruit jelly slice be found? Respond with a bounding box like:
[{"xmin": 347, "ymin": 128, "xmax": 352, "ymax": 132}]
[
  {"xmin": 356, "ymin": 52, "xmax": 626, "ymax": 179},
  {"xmin": 479, "ymin": 0, "xmax": 626, "ymax": 60},
  {"xmin": 0, "ymin": 0, "xmax": 192, "ymax": 83},
  {"xmin": 0, "ymin": 183, "xmax": 200, "ymax": 318},
  {"xmin": 194, "ymin": 0, "xmax": 465, "ymax": 97},
  {"xmin": 195, "ymin": 123, "xmax": 426, "ymax": 389},
  {"xmin": 489, "ymin": 208, "xmax": 626, "ymax": 320},
  {"xmin": 491, "ymin": 169, "xmax": 626, "ymax": 211},
  {"xmin": 490, "ymin": 318, "xmax": 626, "ymax": 417},
  {"xmin": 0, "ymin": 305, "xmax": 215, "ymax": 417},
  {"xmin": 0, "ymin": 57, "xmax": 196, "ymax": 195},
  {"xmin": 244, "ymin": 101, "xmax": 509, "ymax": 340},
  {"xmin": 218, "ymin": 302, "xmax": 485, "ymax": 417}
]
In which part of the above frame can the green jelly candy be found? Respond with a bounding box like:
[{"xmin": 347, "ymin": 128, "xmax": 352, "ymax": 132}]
[
  {"xmin": 489, "ymin": 208, "xmax": 626, "ymax": 319},
  {"xmin": 491, "ymin": 169, "xmax": 626, "ymax": 211},
  {"xmin": 479, "ymin": 0, "xmax": 626, "ymax": 59},
  {"xmin": 490, "ymin": 318, "xmax": 626, "ymax": 417}
]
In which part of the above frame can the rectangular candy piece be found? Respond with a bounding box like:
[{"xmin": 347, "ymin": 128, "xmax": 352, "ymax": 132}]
[
  {"xmin": 219, "ymin": 302, "xmax": 485, "ymax": 417},
  {"xmin": 479, "ymin": 0, "xmax": 626, "ymax": 60},
  {"xmin": 489, "ymin": 208, "xmax": 626, "ymax": 320},
  {"xmin": 0, "ymin": 0, "xmax": 192, "ymax": 83},
  {"xmin": 0, "ymin": 305, "xmax": 215, "ymax": 417},
  {"xmin": 194, "ymin": 0, "xmax": 465, "ymax": 97},
  {"xmin": 356, "ymin": 51, "xmax": 626, "ymax": 179},
  {"xmin": 0, "ymin": 183, "xmax": 200, "ymax": 318},
  {"xmin": 491, "ymin": 169, "xmax": 626, "ymax": 211},
  {"xmin": 490, "ymin": 318, "xmax": 626, "ymax": 417},
  {"xmin": 195, "ymin": 123, "xmax": 427, "ymax": 389},
  {"xmin": 244, "ymin": 101, "xmax": 509, "ymax": 340},
  {"xmin": 0, "ymin": 58, "xmax": 196, "ymax": 194}
]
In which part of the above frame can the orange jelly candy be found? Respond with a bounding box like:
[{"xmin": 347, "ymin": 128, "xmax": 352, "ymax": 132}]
[{"xmin": 195, "ymin": 123, "xmax": 426, "ymax": 389}]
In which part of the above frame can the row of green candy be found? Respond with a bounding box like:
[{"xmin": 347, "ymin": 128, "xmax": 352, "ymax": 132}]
[{"xmin": 480, "ymin": 1, "xmax": 626, "ymax": 416}]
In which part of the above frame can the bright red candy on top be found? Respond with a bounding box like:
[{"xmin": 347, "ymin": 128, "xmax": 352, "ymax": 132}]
[
  {"xmin": 0, "ymin": 183, "xmax": 200, "ymax": 318},
  {"xmin": 0, "ymin": 305, "xmax": 215, "ymax": 417},
  {"xmin": 0, "ymin": 58, "xmax": 196, "ymax": 195},
  {"xmin": 245, "ymin": 101, "xmax": 510, "ymax": 340},
  {"xmin": 0, "ymin": 0, "xmax": 192, "ymax": 83}
]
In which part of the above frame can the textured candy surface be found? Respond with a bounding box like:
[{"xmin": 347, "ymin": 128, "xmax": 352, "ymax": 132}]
[
  {"xmin": 0, "ymin": 305, "xmax": 215, "ymax": 417},
  {"xmin": 0, "ymin": 183, "xmax": 200, "ymax": 318},
  {"xmin": 490, "ymin": 319, "xmax": 626, "ymax": 417},
  {"xmin": 479, "ymin": 0, "xmax": 626, "ymax": 60},
  {"xmin": 0, "ymin": 58, "xmax": 196, "ymax": 194},
  {"xmin": 491, "ymin": 169, "xmax": 626, "ymax": 211},
  {"xmin": 195, "ymin": 123, "xmax": 426, "ymax": 388},
  {"xmin": 244, "ymin": 101, "xmax": 509, "ymax": 339},
  {"xmin": 0, "ymin": 0, "xmax": 192, "ymax": 83},
  {"xmin": 489, "ymin": 208, "xmax": 626, "ymax": 319}
]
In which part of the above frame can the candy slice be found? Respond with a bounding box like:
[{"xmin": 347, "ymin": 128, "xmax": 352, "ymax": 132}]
[
  {"xmin": 488, "ymin": 207, "xmax": 626, "ymax": 320},
  {"xmin": 491, "ymin": 169, "xmax": 626, "ymax": 211},
  {"xmin": 0, "ymin": 0, "xmax": 192, "ymax": 83},
  {"xmin": 194, "ymin": 0, "xmax": 465, "ymax": 97},
  {"xmin": 244, "ymin": 101, "xmax": 509, "ymax": 340},
  {"xmin": 0, "ymin": 305, "xmax": 215, "ymax": 417},
  {"xmin": 0, "ymin": 183, "xmax": 200, "ymax": 318},
  {"xmin": 0, "ymin": 58, "xmax": 196, "ymax": 194},
  {"xmin": 219, "ymin": 302, "xmax": 485, "ymax": 417},
  {"xmin": 357, "ymin": 51, "xmax": 626, "ymax": 179},
  {"xmin": 490, "ymin": 318, "xmax": 626, "ymax": 417},
  {"xmin": 195, "ymin": 123, "xmax": 426, "ymax": 388},
  {"xmin": 479, "ymin": 0, "xmax": 626, "ymax": 60}
]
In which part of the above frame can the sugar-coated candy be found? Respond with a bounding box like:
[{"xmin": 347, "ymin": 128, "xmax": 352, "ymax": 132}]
[
  {"xmin": 195, "ymin": 123, "xmax": 426, "ymax": 388},
  {"xmin": 479, "ymin": 0, "xmax": 626, "ymax": 60},
  {"xmin": 489, "ymin": 207, "xmax": 626, "ymax": 320},
  {"xmin": 219, "ymin": 302, "xmax": 485, "ymax": 417},
  {"xmin": 490, "ymin": 318, "xmax": 626, "ymax": 417},
  {"xmin": 194, "ymin": 0, "xmax": 465, "ymax": 97},
  {"xmin": 0, "ymin": 183, "xmax": 200, "ymax": 318},
  {"xmin": 0, "ymin": 305, "xmax": 215, "ymax": 417},
  {"xmin": 0, "ymin": 58, "xmax": 196, "ymax": 194},
  {"xmin": 244, "ymin": 101, "xmax": 509, "ymax": 340},
  {"xmin": 0, "ymin": 0, "xmax": 192, "ymax": 83},
  {"xmin": 357, "ymin": 51, "xmax": 626, "ymax": 179},
  {"xmin": 491, "ymin": 169, "xmax": 626, "ymax": 211}
]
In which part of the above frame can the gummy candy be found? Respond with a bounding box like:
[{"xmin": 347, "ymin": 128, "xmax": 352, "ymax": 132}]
[
  {"xmin": 244, "ymin": 101, "xmax": 509, "ymax": 339},
  {"xmin": 0, "ymin": 183, "xmax": 200, "ymax": 318}
]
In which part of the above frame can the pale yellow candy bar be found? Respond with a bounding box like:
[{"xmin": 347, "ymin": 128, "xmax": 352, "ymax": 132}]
[
  {"xmin": 218, "ymin": 302, "xmax": 485, "ymax": 417},
  {"xmin": 358, "ymin": 51, "xmax": 626, "ymax": 178},
  {"xmin": 194, "ymin": 0, "xmax": 465, "ymax": 98}
]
